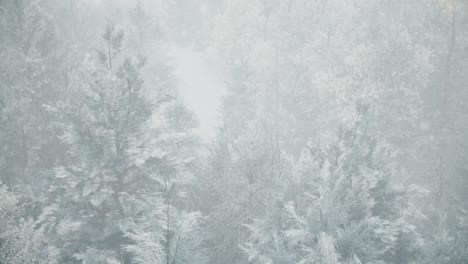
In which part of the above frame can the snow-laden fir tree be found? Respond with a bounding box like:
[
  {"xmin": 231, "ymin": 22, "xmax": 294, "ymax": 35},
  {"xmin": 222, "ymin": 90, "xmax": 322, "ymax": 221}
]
[
  {"xmin": 417, "ymin": 2, "xmax": 468, "ymax": 262},
  {"xmin": 0, "ymin": 0, "xmax": 63, "ymax": 215},
  {"xmin": 243, "ymin": 102, "xmax": 427, "ymax": 264},
  {"xmin": 202, "ymin": 120, "xmax": 290, "ymax": 264},
  {"xmin": 38, "ymin": 24, "xmax": 178, "ymax": 264},
  {"xmin": 0, "ymin": 185, "xmax": 45, "ymax": 264},
  {"xmin": 123, "ymin": 99, "xmax": 208, "ymax": 264}
]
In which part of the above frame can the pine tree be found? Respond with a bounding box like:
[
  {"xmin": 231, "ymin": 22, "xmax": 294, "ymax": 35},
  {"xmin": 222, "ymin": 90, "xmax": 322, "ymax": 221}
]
[
  {"xmin": 0, "ymin": 0, "xmax": 63, "ymax": 214},
  {"xmin": 124, "ymin": 99, "xmax": 208, "ymax": 264},
  {"xmin": 0, "ymin": 185, "xmax": 45, "ymax": 264},
  {"xmin": 202, "ymin": 120, "xmax": 289, "ymax": 264},
  {"xmin": 39, "ymin": 24, "xmax": 172, "ymax": 264},
  {"xmin": 418, "ymin": 2, "xmax": 468, "ymax": 262},
  {"xmin": 243, "ymin": 103, "xmax": 426, "ymax": 264}
]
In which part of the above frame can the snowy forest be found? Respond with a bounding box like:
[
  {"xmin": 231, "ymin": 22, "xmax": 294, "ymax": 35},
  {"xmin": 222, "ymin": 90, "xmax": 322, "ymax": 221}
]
[{"xmin": 1, "ymin": 0, "xmax": 468, "ymax": 263}]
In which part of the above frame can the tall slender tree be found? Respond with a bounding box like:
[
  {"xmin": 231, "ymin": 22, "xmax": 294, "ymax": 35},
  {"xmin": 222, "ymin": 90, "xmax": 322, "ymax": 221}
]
[
  {"xmin": 40, "ymin": 24, "xmax": 172, "ymax": 264},
  {"xmin": 0, "ymin": 0, "xmax": 64, "ymax": 216}
]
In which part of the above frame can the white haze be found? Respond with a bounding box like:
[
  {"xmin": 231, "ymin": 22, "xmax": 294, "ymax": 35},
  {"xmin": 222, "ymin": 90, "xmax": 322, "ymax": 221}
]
[{"xmin": 0, "ymin": 1, "xmax": 467, "ymax": 264}]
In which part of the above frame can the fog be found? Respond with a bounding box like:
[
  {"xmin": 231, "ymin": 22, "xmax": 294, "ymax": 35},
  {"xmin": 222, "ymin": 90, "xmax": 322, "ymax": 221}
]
[
  {"xmin": 169, "ymin": 45, "xmax": 225, "ymax": 139},
  {"xmin": 1, "ymin": 0, "xmax": 468, "ymax": 264}
]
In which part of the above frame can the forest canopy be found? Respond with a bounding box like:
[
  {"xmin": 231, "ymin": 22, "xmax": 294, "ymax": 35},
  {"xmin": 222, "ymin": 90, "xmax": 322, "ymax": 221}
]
[{"xmin": 0, "ymin": 0, "xmax": 468, "ymax": 263}]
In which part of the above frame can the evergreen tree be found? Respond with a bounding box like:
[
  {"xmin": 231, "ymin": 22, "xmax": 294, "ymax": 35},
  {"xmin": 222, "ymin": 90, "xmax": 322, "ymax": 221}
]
[
  {"xmin": 243, "ymin": 103, "xmax": 426, "ymax": 264},
  {"xmin": 418, "ymin": 2, "xmax": 468, "ymax": 262},
  {"xmin": 203, "ymin": 120, "xmax": 289, "ymax": 264},
  {"xmin": 0, "ymin": 185, "xmax": 45, "ymax": 263},
  {"xmin": 124, "ymin": 100, "xmax": 208, "ymax": 264},
  {"xmin": 40, "ymin": 24, "xmax": 171, "ymax": 264},
  {"xmin": 0, "ymin": 0, "xmax": 63, "ymax": 214}
]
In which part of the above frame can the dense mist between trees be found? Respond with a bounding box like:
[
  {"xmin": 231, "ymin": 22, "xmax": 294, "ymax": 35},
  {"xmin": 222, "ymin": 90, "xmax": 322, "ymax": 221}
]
[{"xmin": 1, "ymin": 0, "xmax": 468, "ymax": 263}]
